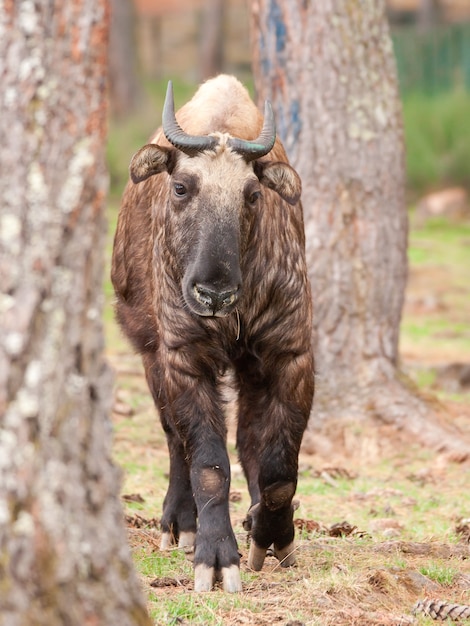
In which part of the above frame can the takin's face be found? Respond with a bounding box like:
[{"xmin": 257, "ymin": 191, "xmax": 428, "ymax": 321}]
[{"xmin": 129, "ymin": 136, "xmax": 301, "ymax": 318}]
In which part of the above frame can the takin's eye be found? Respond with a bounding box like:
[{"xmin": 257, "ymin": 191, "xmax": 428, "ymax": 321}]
[
  {"xmin": 246, "ymin": 188, "xmax": 262, "ymax": 208},
  {"xmin": 249, "ymin": 190, "xmax": 262, "ymax": 204},
  {"xmin": 173, "ymin": 182, "xmax": 187, "ymax": 197}
]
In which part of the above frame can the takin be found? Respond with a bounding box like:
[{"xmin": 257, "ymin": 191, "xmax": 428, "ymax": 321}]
[{"xmin": 111, "ymin": 75, "xmax": 314, "ymax": 592}]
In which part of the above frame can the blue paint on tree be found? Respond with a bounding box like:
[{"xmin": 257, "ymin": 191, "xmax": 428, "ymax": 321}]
[
  {"xmin": 259, "ymin": 31, "xmax": 271, "ymax": 77},
  {"xmin": 268, "ymin": 0, "xmax": 286, "ymax": 55},
  {"xmin": 290, "ymin": 99, "xmax": 302, "ymax": 142},
  {"xmin": 276, "ymin": 103, "xmax": 288, "ymax": 145}
]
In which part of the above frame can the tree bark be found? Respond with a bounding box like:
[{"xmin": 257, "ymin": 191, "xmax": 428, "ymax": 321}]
[
  {"xmin": 109, "ymin": 0, "xmax": 141, "ymax": 117},
  {"xmin": 249, "ymin": 0, "xmax": 470, "ymax": 458},
  {"xmin": 418, "ymin": 0, "xmax": 442, "ymax": 30},
  {"xmin": 199, "ymin": 0, "xmax": 225, "ymax": 80},
  {"xmin": 0, "ymin": 2, "xmax": 152, "ymax": 624}
]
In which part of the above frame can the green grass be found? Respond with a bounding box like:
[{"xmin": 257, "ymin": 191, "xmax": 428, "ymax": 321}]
[
  {"xmin": 134, "ymin": 548, "xmax": 191, "ymax": 580},
  {"xmin": 295, "ymin": 458, "xmax": 470, "ymax": 545},
  {"xmin": 409, "ymin": 218, "xmax": 470, "ymax": 259},
  {"xmin": 148, "ymin": 592, "xmax": 260, "ymax": 626},
  {"xmin": 403, "ymin": 90, "xmax": 470, "ymax": 193},
  {"xmin": 407, "ymin": 219, "xmax": 470, "ymax": 279},
  {"xmin": 419, "ymin": 562, "xmax": 459, "ymax": 586},
  {"xmin": 401, "ymin": 217, "xmax": 470, "ymax": 368},
  {"xmin": 402, "ymin": 319, "xmax": 470, "ymax": 347}
]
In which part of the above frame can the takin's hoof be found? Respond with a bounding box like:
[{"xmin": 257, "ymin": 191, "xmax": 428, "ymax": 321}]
[
  {"xmin": 193, "ymin": 563, "xmax": 242, "ymax": 592},
  {"xmin": 247, "ymin": 541, "xmax": 267, "ymax": 571},
  {"xmin": 274, "ymin": 541, "xmax": 297, "ymax": 567},
  {"xmin": 248, "ymin": 540, "xmax": 297, "ymax": 570},
  {"xmin": 160, "ymin": 530, "xmax": 196, "ymax": 551}
]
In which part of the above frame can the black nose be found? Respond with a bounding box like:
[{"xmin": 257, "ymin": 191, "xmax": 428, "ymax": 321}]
[{"xmin": 193, "ymin": 284, "xmax": 240, "ymax": 314}]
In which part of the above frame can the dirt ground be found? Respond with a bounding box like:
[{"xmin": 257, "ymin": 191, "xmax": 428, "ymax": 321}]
[
  {"xmin": 112, "ymin": 363, "xmax": 470, "ymax": 625},
  {"xmin": 109, "ymin": 219, "xmax": 470, "ymax": 625}
]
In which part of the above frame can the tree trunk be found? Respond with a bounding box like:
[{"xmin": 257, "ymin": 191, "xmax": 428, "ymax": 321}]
[
  {"xmin": 0, "ymin": 2, "xmax": 152, "ymax": 624},
  {"xmin": 249, "ymin": 0, "xmax": 470, "ymax": 458},
  {"xmin": 109, "ymin": 0, "xmax": 141, "ymax": 117},
  {"xmin": 199, "ymin": 0, "xmax": 225, "ymax": 80},
  {"xmin": 418, "ymin": 0, "xmax": 442, "ymax": 30}
]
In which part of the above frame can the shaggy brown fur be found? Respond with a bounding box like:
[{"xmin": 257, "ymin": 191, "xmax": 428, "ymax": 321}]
[{"xmin": 111, "ymin": 75, "xmax": 314, "ymax": 592}]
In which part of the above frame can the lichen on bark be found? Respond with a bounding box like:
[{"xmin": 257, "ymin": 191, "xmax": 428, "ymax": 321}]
[{"xmin": 0, "ymin": 2, "xmax": 152, "ymax": 624}]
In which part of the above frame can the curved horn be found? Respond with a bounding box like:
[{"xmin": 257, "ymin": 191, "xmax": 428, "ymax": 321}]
[
  {"xmin": 162, "ymin": 81, "xmax": 218, "ymax": 156},
  {"xmin": 227, "ymin": 101, "xmax": 276, "ymax": 162}
]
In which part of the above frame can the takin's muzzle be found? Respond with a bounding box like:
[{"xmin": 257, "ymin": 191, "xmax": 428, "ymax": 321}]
[{"xmin": 191, "ymin": 283, "xmax": 240, "ymax": 317}]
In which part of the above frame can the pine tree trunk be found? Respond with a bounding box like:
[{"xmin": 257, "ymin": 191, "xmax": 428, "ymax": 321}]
[
  {"xmin": 0, "ymin": 2, "xmax": 152, "ymax": 623},
  {"xmin": 249, "ymin": 0, "xmax": 470, "ymax": 458},
  {"xmin": 109, "ymin": 0, "xmax": 141, "ymax": 117},
  {"xmin": 200, "ymin": 0, "xmax": 225, "ymax": 80}
]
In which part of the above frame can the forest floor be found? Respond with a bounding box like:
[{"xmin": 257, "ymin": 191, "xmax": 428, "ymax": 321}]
[{"xmin": 106, "ymin": 216, "xmax": 470, "ymax": 625}]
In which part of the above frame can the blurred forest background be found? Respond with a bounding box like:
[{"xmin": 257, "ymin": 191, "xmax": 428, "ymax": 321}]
[{"xmin": 108, "ymin": 0, "xmax": 470, "ymax": 201}]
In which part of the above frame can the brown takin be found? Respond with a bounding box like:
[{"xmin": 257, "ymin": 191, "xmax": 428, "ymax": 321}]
[{"xmin": 111, "ymin": 75, "xmax": 314, "ymax": 592}]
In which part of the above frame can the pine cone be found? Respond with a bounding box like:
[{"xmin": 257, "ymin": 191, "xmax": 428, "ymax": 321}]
[{"xmin": 414, "ymin": 598, "xmax": 470, "ymax": 620}]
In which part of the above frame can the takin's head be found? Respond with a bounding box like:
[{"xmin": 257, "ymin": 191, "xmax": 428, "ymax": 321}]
[{"xmin": 128, "ymin": 79, "xmax": 301, "ymax": 318}]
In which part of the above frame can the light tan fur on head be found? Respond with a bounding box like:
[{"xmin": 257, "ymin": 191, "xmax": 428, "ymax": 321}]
[
  {"xmin": 152, "ymin": 75, "xmax": 264, "ymax": 145},
  {"xmin": 129, "ymin": 133, "xmax": 301, "ymax": 207},
  {"xmin": 173, "ymin": 135, "xmax": 258, "ymax": 211}
]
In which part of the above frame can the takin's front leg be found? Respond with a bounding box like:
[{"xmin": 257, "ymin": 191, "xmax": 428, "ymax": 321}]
[
  {"xmin": 246, "ymin": 480, "xmax": 298, "ymax": 570},
  {"xmin": 169, "ymin": 385, "xmax": 242, "ymax": 593},
  {"xmin": 143, "ymin": 357, "xmax": 197, "ymax": 550},
  {"xmin": 238, "ymin": 424, "xmax": 300, "ymax": 570},
  {"xmin": 190, "ymin": 448, "xmax": 242, "ymax": 592},
  {"xmin": 236, "ymin": 351, "xmax": 314, "ymax": 571},
  {"xmin": 159, "ymin": 415, "xmax": 197, "ymax": 551}
]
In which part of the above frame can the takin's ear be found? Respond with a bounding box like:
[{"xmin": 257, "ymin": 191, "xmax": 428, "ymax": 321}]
[
  {"xmin": 129, "ymin": 144, "xmax": 176, "ymax": 184},
  {"xmin": 254, "ymin": 161, "xmax": 302, "ymax": 206}
]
